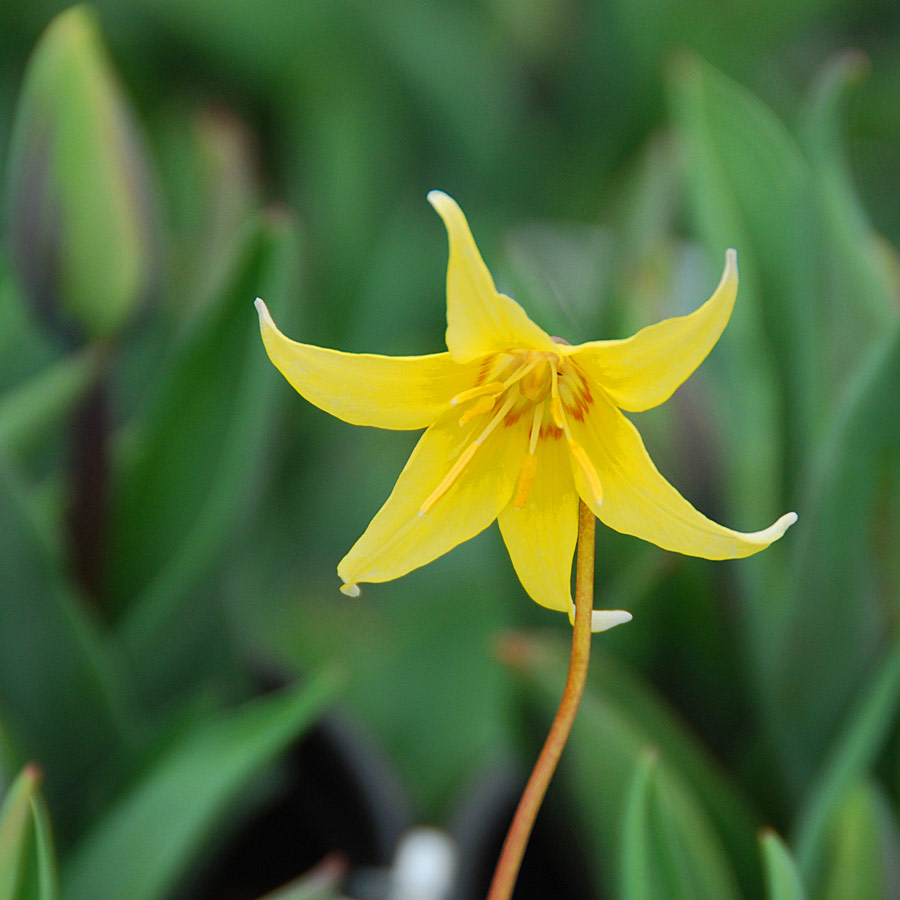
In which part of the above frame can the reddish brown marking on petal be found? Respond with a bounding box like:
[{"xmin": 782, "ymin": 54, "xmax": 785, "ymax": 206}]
[
  {"xmin": 504, "ymin": 408, "xmax": 525, "ymax": 428},
  {"xmin": 474, "ymin": 354, "xmax": 494, "ymax": 387}
]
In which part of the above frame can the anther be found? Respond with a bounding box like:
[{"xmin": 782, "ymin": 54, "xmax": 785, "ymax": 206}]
[
  {"xmin": 451, "ymin": 381, "xmax": 504, "ymax": 407},
  {"xmin": 458, "ymin": 394, "xmax": 495, "ymax": 426}
]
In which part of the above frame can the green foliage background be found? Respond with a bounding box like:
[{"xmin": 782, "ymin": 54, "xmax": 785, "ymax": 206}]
[{"xmin": 0, "ymin": 0, "xmax": 899, "ymax": 898}]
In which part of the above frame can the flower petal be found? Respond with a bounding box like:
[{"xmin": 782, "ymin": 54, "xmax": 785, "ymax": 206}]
[
  {"xmin": 427, "ymin": 191, "xmax": 556, "ymax": 362},
  {"xmin": 567, "ymin": 603, "xmax": 634, "ymax": 633},
  {"xmin": 568, "ymin": 391, "xmax": 797, "ymax": 559},
  {"xmin": 568, "ymin": 250, "xmax": 738, "ymax": 411},
  {"xmin": 256, "ymin": 298, "xmax": 482, "ymax": 430},
  {"xmin": 498, "ymin": 433, "xmax": 579, "ymax": 613},
  {"xmin": 337, "ymin": 406, "xmax": 527, "ymax": 591}
]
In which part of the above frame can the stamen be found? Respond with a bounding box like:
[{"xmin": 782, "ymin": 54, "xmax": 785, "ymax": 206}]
[
  {"xmin": 568, "ymin": 440, "xmax": 603, "ymax": 506},
  {"xmin": 458, "ymin": 394, "xmax": 496, "ymax": 425},
  {"xmin": 514, "ymin": 453, "xmax": 537, "ymax": 509},
  {"xmin": 451, "ymin": 381, "xmax": 505, "ymax": 406},
  {"xmin": 550, "ymin": 364, "xmax": 564, "ymax": 429},
  {"xmin": 513, "ymin": 405, "xmax": 544, "ymax": 509},
  {"xmin": 501, "ymin": 357, "xmax": 539, "ymax": 390},
  {"xmin": 528, "ymin": 403, "xmax": 543, "ymax": 455},
  {"xmin": 420, "ymin": 390, "xmax": 519, "ymax": 516}
]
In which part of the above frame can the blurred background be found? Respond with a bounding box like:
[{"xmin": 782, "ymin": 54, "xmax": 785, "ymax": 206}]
[{"xmin": 1, "ymin": 1, "xmax": 899, "ymax": 898}]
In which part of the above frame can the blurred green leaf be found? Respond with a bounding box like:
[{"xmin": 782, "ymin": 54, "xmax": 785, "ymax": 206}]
[
  {"xmin": 801, "ymin": 51, "xmax": 899, "ymax": 357},
  {"xmin": 777, "ymin": 317, "xmax": 900, "ymax": 795},
  {"xmin": 0, "ymin": 457, "xmax": 130, "ymax": 825},
  {"xmin": 506, "ymin": 634, "xmax": 745, "ymax": 898},
  {"xmin": 620, "ymin": 750, "xmax": 686, "ymax": 900},
  {"xmin": 760, "ymin": 830, "xmax": 807, "ymax": 900},
  {"xmin": 665, "ymin": 59, "xmax": 794, "ymax": 679},
  {"xmin": 0, "ymin": 766, "xmax": 37, "ymax": 900},
  {"xmin": 619, "ymin": 747, "xmax": 739, "ymax": 900},
  {"xmin": 0, "ymin": 765, "xmax": 57, "ymax": 900},
  {"xmin": 107, "ymin": 211, "xmax": 301, "ymax": 701},
  {"xmin": 815, "ymin": 781, "xmax": 899, "ymax": 900},
  {"xmin": 358, "ymin": 0, "xmax": 521, "ymax": 168},
  {"xmin": 4, "ymin": 5, "xmax": 159, "ymax": 341},
  {"xmin": 62, "ymin": 672, "xmax": 336, "ymax": 900},
  {"xmin": 24, "ymin": 794, "xmax": 58, "ymax": 900},
  {"xmin": 0, "ymin": 351, "xmax": 96, "ymax": 460},
  {"xmin": 498, "ymin": 222, "xmax": 614, "ymax": 340},
  {"xmin": 793, "ymin": 628, "xmax": 900, "ymax": 883}
]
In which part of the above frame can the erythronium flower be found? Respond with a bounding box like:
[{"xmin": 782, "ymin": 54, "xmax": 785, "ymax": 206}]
[{"xmin": 255, "ymin": 191, "xmax": 797, "ymax": 630}]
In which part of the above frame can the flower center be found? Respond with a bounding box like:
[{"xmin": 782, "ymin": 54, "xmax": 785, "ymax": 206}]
[
  {"xmin": 519, "ymin": 358, "xmax": 551, "ymax": 402},
  {"xmin": 420, "ymin": 350, "xmax": 602, "ymax": 515}
]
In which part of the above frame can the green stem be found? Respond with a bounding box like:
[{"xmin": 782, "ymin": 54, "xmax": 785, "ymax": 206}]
[{"xmin": 486, "ymin": 500, "xmax": 595, "ymax": 900}]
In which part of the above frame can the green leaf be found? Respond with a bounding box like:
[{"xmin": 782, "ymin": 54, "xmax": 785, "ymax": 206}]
[
  {"xmin": 0, "ymin": 766, "xmax": 38, "ymax": 900},
  {"xmin": 508, "ymin": 634, "xmax": 745, "ymax": 898},
  {"xmin": 4, "ymin": 6, "xmax": 159, "ymax": 340},
  {"xmin": 793, "ymin": 628, "xmax": 900, "ymax": 882},
  {"xmin": 760, "ymin": 831, "xmax": 807, "ymax": 900},
  {"xmin": 0, "ymin": 457, "xmax": 130, "ymax": 824},
  {"xmin": 801, "ymin": 52, "xmax": 898, "ymax": 347},
  {"xmin": 817, "ymin": 781, "xmax": 900, "ymax": 900},
  {"xmin": 62, "ymin": 673, "xmax": 336, "ymax": 900},
  {"xmin": 668, "ymin": 54, "xmax": 810, "ymax": 515},
  {"xmin": 665, "ymin": 58, "xmax": 798, "ymax": 704},
  {"xmin": 25, "ymin": 794, "xmax": 59, "ymax": 900},
  {"xmin": 0, "ymin": 351, "xmax": 96, "ymax": 460},
  {"xmin": 779, "ymin": 321, "xmax": 900, "ymax": 801},
  {"xmin": 619, "ymin": 748, "xmax": 737, "ymax": 900},
  {"xmin": 108, "ymin": 211, "xmax": 301, "ymax": 701}
]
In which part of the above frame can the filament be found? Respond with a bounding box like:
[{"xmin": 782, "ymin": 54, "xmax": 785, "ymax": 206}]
[{"xmin": 420, "ymin": 389, "xmax": 519, "ymax": 515}]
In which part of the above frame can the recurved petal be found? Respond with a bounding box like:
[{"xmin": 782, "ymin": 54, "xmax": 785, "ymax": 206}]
[
  {"xmin": 568, "ymin": 250, "xmax": 738, "ymax": 412},
  {"xmin": 568, "ymin": 392, "xmax": 797, "ymax": 559},
  {"xmin": 427, "ymin": 191, "xmax": 556, "ymax": 362},
  {"xmin": 337, "ymin": 406, "xmax": 527, "ymax": 592},
  {"xmin": 498, "ymin": 432, "xmax": 579, "ymax": 613},
  {"xmin": 256, "ymin": 298, "xmax": 482, "ymax": 430}
]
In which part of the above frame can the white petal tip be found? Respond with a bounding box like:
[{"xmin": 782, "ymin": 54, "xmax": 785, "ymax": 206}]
[
  {"xmin": 427, "ymin": 189, "xmax": 449, "ymax": 206},
  {"xmin": 591, "ymin": 609, "xmax": 633, "ymax": 632},
  {"xmin": 725, "ymin": 248, "xmax": 737, "ymax": 266},
  {"xmin": 744, "ymin": 510, "xmax": 798, "ymax": 548},
  {"xmin": 254, "ymin": 297, "xmax": 273, "ymax": 325},
  {"xmin": 568, "ymin": 602, "xmax": 633, "ymax": 632},
  {"xmin": 340, "ymin": 582, "xmax": 361, "ymax": 597},
  {"xmin": 776, "ymin": 511, "xmax": 798, "ymax": 533}
]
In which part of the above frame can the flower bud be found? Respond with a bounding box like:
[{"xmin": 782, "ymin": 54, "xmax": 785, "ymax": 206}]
[{"xmin": 5, "ymin": 5, "xmax": 159, "ymax": 343}]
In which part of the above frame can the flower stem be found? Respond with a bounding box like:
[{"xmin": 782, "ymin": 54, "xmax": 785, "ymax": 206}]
[{"xmin": 486, "ymin": 500, "xmax": 596, "ymax": 900}]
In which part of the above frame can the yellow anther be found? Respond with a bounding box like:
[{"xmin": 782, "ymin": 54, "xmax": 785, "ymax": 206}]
[
  {"xmin": 450, "ymin": 381, "xmax": 504, "ymax": 407},
  {"xmin": 568, "ymin": 440, "xmax": 603, "ymax": 505},
  {"xmin": 458, "ymin": 394, "xmax": 495, "ymax": 425},
  {"xmin": 550, "ymin": 365, "xmax": 564, "ymax": 428},
  {"xmin": 514, "ymin": 452, "xmax": 538, "ymax": 509}
]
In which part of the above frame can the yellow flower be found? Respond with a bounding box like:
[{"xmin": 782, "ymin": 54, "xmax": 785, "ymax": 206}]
[{"xmin": 256, "ymin": 192, "xmax": 797, "ymax": 631}]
